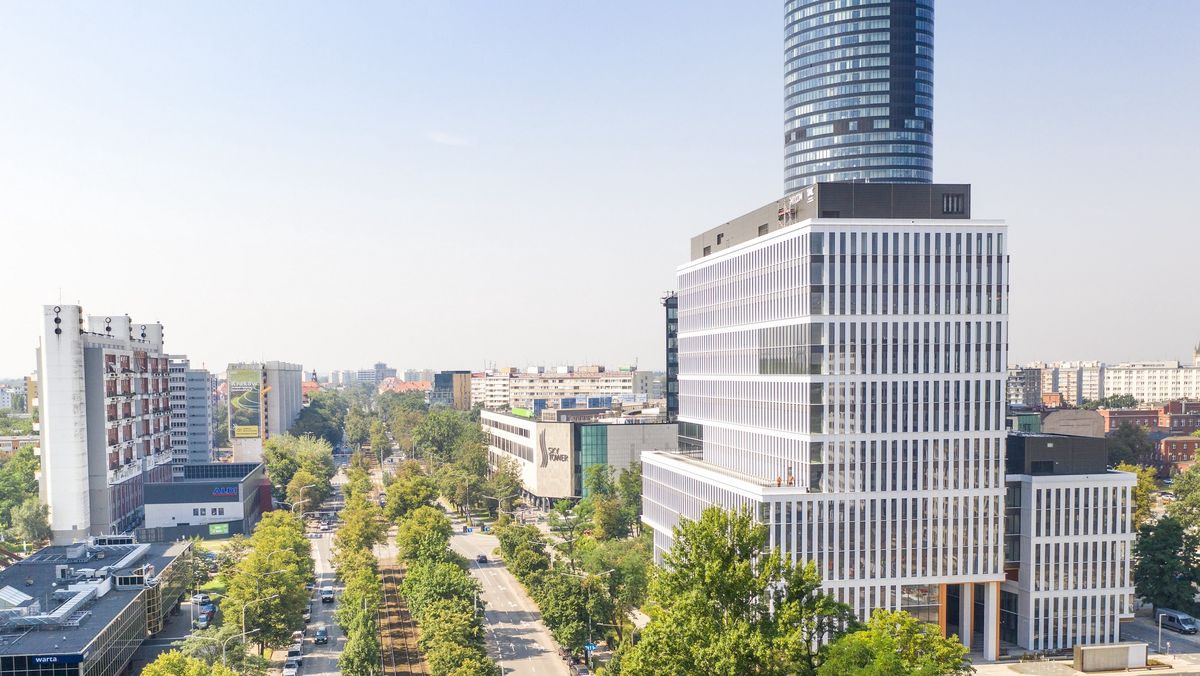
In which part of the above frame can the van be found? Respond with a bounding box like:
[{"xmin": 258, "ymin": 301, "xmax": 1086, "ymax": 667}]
[
  {"xmin": 320, "ymin": 586, "xmax": 335, "ymax": 603},
  {"xmin": 1158, "ymin": 609, "xmax": 1198, "ymax": 634}
]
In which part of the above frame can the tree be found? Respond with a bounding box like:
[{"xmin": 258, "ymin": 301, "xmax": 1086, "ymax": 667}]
[
  {"xmin": 1133, "ymin": 515, "xmax": 1200, "ymax": 614},
  {"xmin": 548, "ymin": 500, "xmax": 590, "ymax": 571},
  {"xmin": 339, "ymin": 613, "xmax": 381, "ymax": 676},
  {"xmin": 483, "ymin": 458, "xmax": 523, "ymax": 516},
  {"xmin": 221, "ymin": 512, "xmax": 312, "ymax": 649},
  {"xmin": 175, "ymin": 624, "xmax": 269, "ymax": 674},
  {"xmin": 415, "ymin": 598, "xmax": 480, "ymax": 653},
  {"xmin": 142, "ymin": 651, "xmax": 239, "ymax": 676},
  {"xmin": 819, "ymin": 609, "xmax": 971, "ymax": 676},
  {"xmin": 384, "ymin": 471, "xmax": 438, "ymax": 522},
  {"xmin": 616, "ymin": 506, "xmax": 855, "ymax": 676},
  {"xmin": 615, "ymin": 462, "xmax": 643, "ymax": 535},
  {"xmin": 401, "ymin": 560, "xmax": 480, "ymax": 615},
  {"xmin": 286, "ymin": 469, "xmax": 322, "ymax": 512},
  {"xmin": 1169, "ymin": 462, "xmax": 1200, "ymax": 531},
  {"xmin": 344, "ymin": 410, "xmax": 371, "ymax": 450},
  {"xmin": 413, "ymin": 409, "xmax": 467, "ymax": 463},
  {"xmin": 395, "ymin": 506, "xmax": 454, "ymax": 563},
  {"xmin": 1082, "ymin": 394, "xmax": 1139, "ymax": 410},
  {"xmin": 8, "ymin": 497, "xmax": 50, "ymax": 544},
  {"xmin": 1108, "ymin": 423, "xmax": 1156, "ymax": 466},
  {"xmin": 1115, "ymin": 463, "xmax": 1158, "ymax": 526},
  {"xmin": 0, "ymin": 446, "xmax": 40, "ymax": 529}
]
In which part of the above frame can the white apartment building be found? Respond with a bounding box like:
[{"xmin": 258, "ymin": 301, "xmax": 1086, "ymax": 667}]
[
  {"xmin": 0, "ymin": 387, "xmax": 15, "ymax": 411},
  {"xmin": 471, "ymin": 367, "xmax": 646, "ymax": 411},
  {"xmin": 37, "ymin": 305, "xmax": 174, "ymax": 543},
  {"xmin": 168, "ymin": 356, "xmax": 213, "ymax": 474},
  {"xmin": 642, "ymin": 184, "xmax": 1012, "ymax": 659},
  {"xmin": 1104, "ymin": 355, "xmax": 1200, "ymax": 405}
]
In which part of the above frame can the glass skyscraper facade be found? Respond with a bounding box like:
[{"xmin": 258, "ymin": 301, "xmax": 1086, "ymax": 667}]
[{"xmin": 784, "ymin": 0, "xmax": 934, "ymax": 192}]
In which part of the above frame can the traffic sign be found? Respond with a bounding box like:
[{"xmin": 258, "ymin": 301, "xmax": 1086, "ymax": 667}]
[{"xmin": 584, "ymin": 643, "xmax": 598, "ymax": 652}]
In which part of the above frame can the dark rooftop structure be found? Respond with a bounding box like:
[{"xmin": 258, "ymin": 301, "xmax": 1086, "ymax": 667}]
[
  {"xmin": 1005, "ymin": 432, "xmax": 1109, "ymax": 476},
  {"xmin": 691, "ymin": 182, "xmax": 974, "ymax": 260},
  {"xmin": 0, "ymin": 537, "xmax": 190, "ymax": 675}
]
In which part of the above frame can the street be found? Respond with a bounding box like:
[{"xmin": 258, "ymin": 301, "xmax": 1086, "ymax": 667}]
[
  {"xmin": 447, "ymin": 521, "xmax": 568, "ymax": 675},
  {"xmin": 298, "ymin": 458, "xmax": 351, "ymax": 675},
  {"xmin": 1122, "ymin": 615, "xmax": 1200, "ymax": 668}
]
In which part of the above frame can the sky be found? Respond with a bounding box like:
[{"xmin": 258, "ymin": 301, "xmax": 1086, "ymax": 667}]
[{"xmin": 1, "ymin": 1, "xmax": 1197, "ymax": 377}]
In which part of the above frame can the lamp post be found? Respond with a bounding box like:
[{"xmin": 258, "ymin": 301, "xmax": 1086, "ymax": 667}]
[
  {"xmin": 242, "ymin": 593, "xmax": 281, "ymax": 643},
  {"xmin": 292, "ymin": 484, "xmax": 315, "ymax": 514},
  {"xmin": 1159, "ymin": 612, "xmax": 1166, "ymax": 653},
  {"xmin": 223, "ymin": 627, "xmax": 260, "ymax": 668},
  {"xmin": 565, "ymin": 568, "xmax": 616, "ymax": 667}
]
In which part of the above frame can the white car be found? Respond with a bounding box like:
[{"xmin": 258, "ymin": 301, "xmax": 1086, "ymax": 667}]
[
  {"xmin": 191, "ymin": 593, "xmax": 210, "ymax": 605},
  {"xmin": 283, "ymin": 661, "xmax": 300, "ymax": 676}
]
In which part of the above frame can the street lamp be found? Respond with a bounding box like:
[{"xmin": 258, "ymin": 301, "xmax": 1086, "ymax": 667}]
[
  {"xmin": 223, "ymin": 627, "xmax": 260, "ymax": 668},
  {"xmin": 242, "ymin": 593, "xmax": 281, "ymax": 639},
  {"xmin": 1159, "ymin": 612, "xmax": 1166, "ymax": 653},
  {"xmin": 564, "ymin": 568, "xmax": 616, "ymax": 666},
  {"xmin": 292, "ymin": 484, "xmax": 315, "ymax": 514}
]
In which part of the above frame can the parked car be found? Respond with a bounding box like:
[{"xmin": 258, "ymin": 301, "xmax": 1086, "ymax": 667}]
[
  {"xmin": 320, "ymin": 586, "xmax": 335, "ymax": 603},
  {"xmin": 302, "ymin": 603, "xmax": 312, "ymax": 622},
  {"xmin": 1159, "ymin": 609, "xmax": 1199, "ymax": 634},
  {"xmin": 282, "ymin": 660, "xmax": 300, "ymax": 676},
  {"xmin": 291, "ymin": 630, "xmax": 305, "ymax": 643},
  {"xmin": 475, "ymin": 554, "xmax": 488, "ymax": 564},
  {"xmin": 194, "ymin": 613, "xmax": 211, "ymax": 630},
  {"xmin": 314, "ymin": 627, "xmax": 329, "ymax": 644},
  {"xmin": 191, "ymin": 593, "xmax": 210, "ymax": 605},
  {"xmin": 287, "ymin": 645, "xmax": 304, "ymax": 666}
]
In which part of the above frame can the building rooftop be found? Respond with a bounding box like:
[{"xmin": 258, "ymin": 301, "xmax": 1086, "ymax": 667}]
[
  {"xmin": 0, "ymin": 538, "xmax": 187, "ymax": 657},
  {"xmin": 153, "ymin": 462, "xmax": 261, "ymax": 484},
  {"xmin": 691, "ymin": 182, "xmax": 977, "ymax": 260}
]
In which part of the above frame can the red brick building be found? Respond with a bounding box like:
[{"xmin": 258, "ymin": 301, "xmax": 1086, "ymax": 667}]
[
  {"xmin": 1160, "ymin": 436, "xmax": 1200, "ymax": 473},
  {"xmin": 1099, "ymin": 408, "xmax": 1161, "ymax": 433},
  {"xmin": 1160, "ymin": 401, "xmax": 1200, "ymax": 436}
]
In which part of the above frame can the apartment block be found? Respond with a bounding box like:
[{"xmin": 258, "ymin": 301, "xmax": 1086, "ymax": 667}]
[
  {"xmin": 168, "ymin": 356, "xmax": 213, "ymax": 474},
  {"xmin": 37, "ymin": 305, "xmax": 174, "ymax": 543}
]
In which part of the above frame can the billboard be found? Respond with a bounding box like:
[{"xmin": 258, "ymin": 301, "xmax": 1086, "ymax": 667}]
[
  {"xmin": 228, "ymin": 365, "xmax": 262, "ymax": 440},
  {"xmin": 208, "ymin": 523, "xmax": 230, "ymax": 536}
]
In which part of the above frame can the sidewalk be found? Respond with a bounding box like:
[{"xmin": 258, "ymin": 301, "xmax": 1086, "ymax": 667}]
[{"xmin": 973, "ymin": 656, "xmax": 1200, "ymax": 675}]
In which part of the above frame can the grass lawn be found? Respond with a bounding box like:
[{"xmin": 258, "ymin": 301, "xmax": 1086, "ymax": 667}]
[{"xmin": 199, "ymin": 579, "xmax": 227, "ymax": 596}]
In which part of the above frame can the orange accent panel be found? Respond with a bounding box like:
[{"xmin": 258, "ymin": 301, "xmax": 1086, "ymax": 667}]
[{"xmin": 938, "ymin": 584, "xmax": 948, "ymax": 637}]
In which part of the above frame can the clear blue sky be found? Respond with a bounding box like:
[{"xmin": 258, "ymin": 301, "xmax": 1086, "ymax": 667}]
[{"xmin": 1, "ymin": 1, "xmax": 1197, "ymax": 376}]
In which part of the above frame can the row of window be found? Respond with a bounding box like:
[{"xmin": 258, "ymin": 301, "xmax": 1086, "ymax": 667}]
[{"xmin": 192, "ymin": 507, "xmax": 227, "ymax": 517}]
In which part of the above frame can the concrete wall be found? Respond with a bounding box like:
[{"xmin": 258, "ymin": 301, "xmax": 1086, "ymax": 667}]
[{"xmin": 40, "ymin": 304, "xmax": 91, "ymax": 543}]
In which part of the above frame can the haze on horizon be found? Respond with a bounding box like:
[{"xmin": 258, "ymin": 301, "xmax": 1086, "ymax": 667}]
[{"xmin": 1, "ymin": 1, "xmax": 1197, "ymax": 377}]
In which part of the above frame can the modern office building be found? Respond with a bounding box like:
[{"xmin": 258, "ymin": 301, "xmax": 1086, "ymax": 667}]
[
  {"xmin": 1003, "ymin": 434, "xmax": 1135, "ymax": 650},
  {"xmin": 663, "ymin": 293, "xmax": 680, "ymax": 419},
  {"xmin": 0, "ymin": 536, "xmax": 192, "ymax": 676},
  {"xmin": 642, "ymin": 182, "xmax": 1012, "ymax": 659},
  {"xmin": 1006, "ymin": 367, "xmax": 1042, "ymax": 408},
  {"xmin": 784, "ymin": 0, "xmax": 934, "ymax": 193},
  {"xmin": 482, "ymin": 408, "xmax": 677, "ymax": 507},
  {"xmin": 37, "ymin": 306, "xmax": 174, "ymax": 544},
  {"xmin": 143, "ymin": 462, "xmax": 271, "ymax": 540},
  {"xmin": 431, "ymin": 370, "xmax": 473, "ymax": 410},
  {"xmin": 167, "ymin": 356, "xmax": 213, "ymax": 475},
  {"xmin": 226, "ymin": 361, "xmax": 303, "ymax": 463}
]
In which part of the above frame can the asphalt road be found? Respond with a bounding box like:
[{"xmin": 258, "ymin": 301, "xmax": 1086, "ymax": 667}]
[
  {"xmin": 297, "ymin": 462, "xmax": 350, "ymax": 675},
  {"xmin": 447, "ymin": 521, "xmax": 568, "ymax": 676},
  {"xmin": 1122, "ymin": 615, "xmax": 1200, "ymax": 666}
]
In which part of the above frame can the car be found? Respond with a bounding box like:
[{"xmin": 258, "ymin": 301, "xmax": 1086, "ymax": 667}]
[
  {"xmin": 199, "ymin": 601, "xmax": 216, "ymax": 613},
  {"xmin": 304, "ymin": 581, "xmax": 315, "ymax": 592},
  {"xmin": 191, "ymin": 593, "xmax": 210, "ymax": 605},
  {"xmin": 291, "ymin": 630, "xmax": 305, "ymax": 643},
  {"xmin": 282, "ymin": 660, "xmax": 300, "ymax": 676},
  {"xmin": 286, "ymin": 646, "xmax": 304, "ymax": 666},
  {"xmin": 475, "ymin": 554, "xmax": 488, "ymax": 564},
  {"xmin": 195, "ymin": 614, "xmax": 211, "ymax": 630},
  {"xmin": 302, "ymin": 604, "xmax": 312, "ymax": 622},
  {"xmin": 314, "ymin": 627, "xmax": 329, "ymax": 644},
  {"xmin": 319, "ymin": 522, "xmax": 331, "ymax": 532},
  {"xmin": 1159, "ymin": 609, "xmax": 1199, "ymax": 634},
  {"xmin": 320, "ymin": 586, "xmax": 335, "ymax": 603}
]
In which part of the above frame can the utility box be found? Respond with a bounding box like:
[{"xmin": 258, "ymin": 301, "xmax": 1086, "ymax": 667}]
[{"xmin": 1073, "ymin": 643, "xmax": 1148, "ymax": 672}]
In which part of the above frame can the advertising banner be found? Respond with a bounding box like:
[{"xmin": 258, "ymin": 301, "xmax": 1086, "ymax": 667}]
[
  {"xmin": 228, "ymin": 366, "xmax": 262, "ymax": 439},
  {"xmin": 208, "ymin": 523, "xmax": 230, "ymax": 536}
]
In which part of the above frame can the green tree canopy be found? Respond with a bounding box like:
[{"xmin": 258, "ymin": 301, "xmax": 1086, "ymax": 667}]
[
  {"xmin": 395, "ymin": 506, "xmax": 454, "ymax": 563},
  {"xmin": 1108, "ymin": 422, "xmax": 1157, "ymax": 466},
  {"xmin": 1133, "ymin": 515, "xmax": 1200, "ymax": 613},
  {"xmin": 1115, "ymin": 463, "xmax": 1158, "ymax": 526},
  {"xmin": 818, "ymin": 609, "xmax": 972, "ymax": 676},
  {"xmin": 616, "ymin": 506, "xmax": 856, "ymax": 676},
  {"xmin": 142, "ymin": 651, "xmax": 239, "ymax": 676}
]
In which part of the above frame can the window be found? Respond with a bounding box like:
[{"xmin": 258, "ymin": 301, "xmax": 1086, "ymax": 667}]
[
  {"xmin": 703, "ymin": 246, "xmax": 712, "ymax": 256},
  {"xmin": 716, "ymin": 233, "xmax": 725, "ymax": 245},
  {"xmin": 942, "ymin": 193, "xmax": 965, "ymax": 214},
  {"xmin": 758, "ymin": 224, "xmax": 769, "ymax": 236},
  {"xmin": 193, "ymin": 508, "xmax": 200, "ymax": 516}
]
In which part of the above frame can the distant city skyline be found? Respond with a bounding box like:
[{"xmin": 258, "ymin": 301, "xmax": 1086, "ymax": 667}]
[{"xmin": 1, "ymin": 1, "xmax": 1197, "ymax": 376}]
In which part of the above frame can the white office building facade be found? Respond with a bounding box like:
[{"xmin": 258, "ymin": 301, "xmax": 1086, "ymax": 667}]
[
  {"xmin": 642, "ymin": 185, "xmax": 1012, "ymax": 659},
  {"xmin": 168, "ymin": 357, "xmax": 213, "ymax": 474}
]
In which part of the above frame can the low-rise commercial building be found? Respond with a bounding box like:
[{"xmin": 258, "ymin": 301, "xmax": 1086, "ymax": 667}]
[
  {"xmin": 1002, "ymin": 434, "xmax": 1135, "ymax": 651},
  {"xmin": 0, "ymin": 536, "xmax": 191, "ymax": 676},
  {"xmin": 142, "ymin": 463, "xmax": 270, "ymax": 541},
  {"xmin": 482, "ymin": 409, "xmax": 676, "ymax": 507}
]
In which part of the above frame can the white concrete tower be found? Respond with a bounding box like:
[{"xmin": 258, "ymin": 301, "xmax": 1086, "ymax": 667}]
[{"xmin": 38, "ymin": 304, "xmax": 92, "ymax": 542}]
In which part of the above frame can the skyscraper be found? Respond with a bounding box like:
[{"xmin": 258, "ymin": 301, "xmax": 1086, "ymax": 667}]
[{"xmin": 784, "ymin": 0, "xmax": 934, "ymax": 192}]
